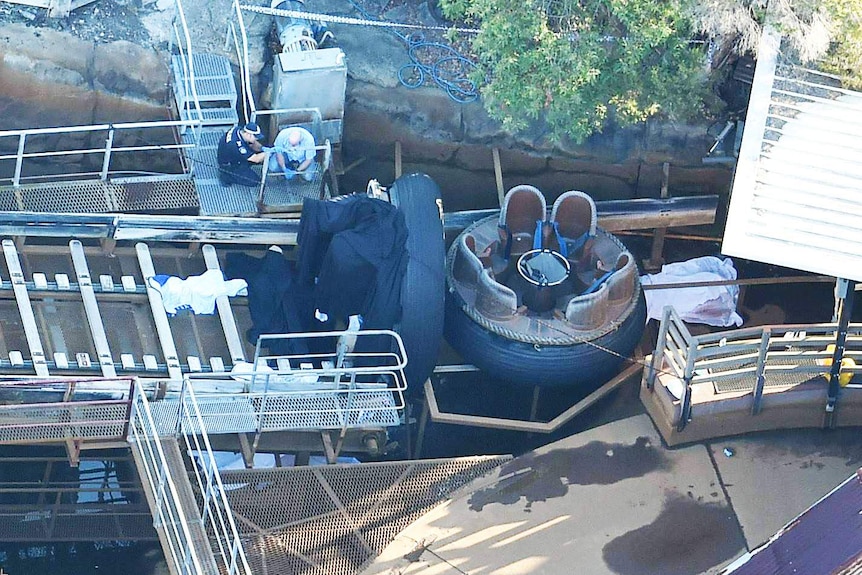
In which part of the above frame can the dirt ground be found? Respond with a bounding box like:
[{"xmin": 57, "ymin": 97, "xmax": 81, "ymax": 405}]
[{"xmin": 0, "ymin": 0, "xmax": 153, "ymax": 44}]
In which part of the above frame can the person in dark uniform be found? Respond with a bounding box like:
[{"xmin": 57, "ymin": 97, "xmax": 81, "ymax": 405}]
[{"xmin": 217, "ymin": 122, "xmax": 268, "ymax": 187}]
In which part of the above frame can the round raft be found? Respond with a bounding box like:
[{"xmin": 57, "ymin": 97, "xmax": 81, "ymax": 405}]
[{"xmin": 445, "ymin": 185, "xmax": 646, "ymax": 389}]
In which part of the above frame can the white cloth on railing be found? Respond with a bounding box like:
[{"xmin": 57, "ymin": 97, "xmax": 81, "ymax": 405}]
[
  {"xmin": 147, "ymin": 269, "xmax": 247, "ymax": 316},
  {"xmin": 641, "ymin": 256, "xmax": 744, "ymax": 327}
]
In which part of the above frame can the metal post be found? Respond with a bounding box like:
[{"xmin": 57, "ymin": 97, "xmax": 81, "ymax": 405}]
[
  {"xmin": 677, "ymin": 334, "xmax": 698, "ymax": 432},
  {"xmin": 750, "ymin": 329, "xmax": 771, "ymax": 415},
  {"xmin": 647, "ymin": 306, "xmax": 672, "ymax": 389},
  {"xmin": 101, "ymin": 126, "xmax": 115, "ymax": 181},
  {"xmin": 13, "ymin": 134, "xmax": 25, "ymax": 187},
  {"xmin": 826, "ymin": 278, "xmax": 855, "ymax": 426},
  {"xmin": 414, "ymin": 385, "xmax": 431, "ymax": 459},
  {"xmin": 529, "ymin": 386, "xmax": 541, "ymax": 421}
]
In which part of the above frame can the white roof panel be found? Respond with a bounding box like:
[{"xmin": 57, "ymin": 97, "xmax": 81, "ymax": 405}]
[{"xmin": 722, "ymin": 29, "xmax": 862, "ymax": 281}]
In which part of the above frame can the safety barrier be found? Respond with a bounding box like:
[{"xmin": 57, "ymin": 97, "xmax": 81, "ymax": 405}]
[
  {"xmin": 129, "ymin": 381, "xmax": 252, "ymax": 575},
  {"xmin": 0, "ymin": 120, "xmax": 202, "ymax": 188},
  {"xmin": 647, "ymin": 306, "xmax": 862, "ymax": 430}
]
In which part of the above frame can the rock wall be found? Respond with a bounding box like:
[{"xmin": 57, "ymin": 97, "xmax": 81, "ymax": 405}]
[{"xmin": 0, "ymin": 9, "xmax": 733, "ymax": 205}]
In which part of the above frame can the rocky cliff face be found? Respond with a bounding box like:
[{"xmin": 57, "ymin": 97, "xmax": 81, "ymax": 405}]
[{"xmin": 0, "ymin": 0, "xmax": 732, "ymax": 201}]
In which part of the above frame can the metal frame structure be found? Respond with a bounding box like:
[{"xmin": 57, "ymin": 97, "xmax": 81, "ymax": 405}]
[{"xmin": 646, "ymin": 306, "xmax": 862, "ymax": 431}]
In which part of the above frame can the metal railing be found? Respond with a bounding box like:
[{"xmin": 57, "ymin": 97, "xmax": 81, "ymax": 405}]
[
  {"xmin": 126, "ymin": 329, "xmax": 408, "ymax": 575},
  {"xmin": 647, "ymin": 306, "xmax": 862, "ymax": 430},
  {"xmin": 175, "ymin": 330, "xmax": 409, "ymax": 433},
  {"xmin": 0, "ymin": 378, "xmax": 135, "ymax": 445},
  {"xmin": 170, "ymin": 0, "xmax": 205, "ymax": 133},
  {"xmin": 0, "ymin": 120, "xmax": 201, "ymax": 187},
  {"xmin": 129, "ymin": 381, "xmax": 252, "ymax": 575},
  {"xmin": 228, "ymin": 0, "xmax": 257, "ymax": 124}
]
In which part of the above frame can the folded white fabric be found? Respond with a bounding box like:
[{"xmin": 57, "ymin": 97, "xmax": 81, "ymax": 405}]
[{"xmin": 147, "ymin": 269, "xmax": 248, "ymax": 315}]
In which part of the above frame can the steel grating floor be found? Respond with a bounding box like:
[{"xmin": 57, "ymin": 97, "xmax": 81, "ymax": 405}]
[
  {"xmin": 712, "ymin": 357, "xmax": 824, "ymax": 393},
  {"xmin": 185, "ymin": 128, "xmax": 326, "ymax": 216},
  {"xmin": 0, "ymin": 179, "xmax": 199, "ymax": 213},
  {"xmin": 217, "ymin": 455, "xmax": 511, "ymax": 575}
]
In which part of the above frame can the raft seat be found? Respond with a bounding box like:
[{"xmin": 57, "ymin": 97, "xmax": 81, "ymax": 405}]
[
  {"xmin": 606, "ymin": 252, "xmax": 638, "ymax": 317},
  {"xmin": 564, "ymin": 282, "xmax": 609, "ymax": 331},
  {"xmin": 550, "ymin": 191, "xmax": 597, "ymax": 268},
  {"xmin": 476, "ymin": 269, "xmax": 518, "ymax": 319},
  {"xmin": 498, "ymin": 185, "xmax": 546, "ymax": 261},
  {"xmin": 453, "ymin": 233, "xmax": 486, "ymax": 288}
]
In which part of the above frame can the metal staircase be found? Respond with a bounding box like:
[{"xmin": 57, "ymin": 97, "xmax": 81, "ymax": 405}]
[{"xmin": 171, "ymin": 53, "xmax": 239, "ymax": 127}]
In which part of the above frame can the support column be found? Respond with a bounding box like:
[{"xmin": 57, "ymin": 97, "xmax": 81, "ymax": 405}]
[{"xmin": 825, "ymin": 278, "xmax": 855, "ymax": 428}]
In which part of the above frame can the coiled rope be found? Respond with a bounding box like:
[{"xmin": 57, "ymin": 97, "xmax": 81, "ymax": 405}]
[{"xmin": 240, "ymin": 3, "xmax": 481, "ymax": 103}]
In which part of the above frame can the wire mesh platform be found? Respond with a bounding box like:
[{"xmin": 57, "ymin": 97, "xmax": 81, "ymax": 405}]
[
  {"xmin": 220, "ymin": 456, "xmax": 511, "ymax": 575},
  {"xmin": 712, "ymin": 358, "xmax": 824, "ymax": 393},
  {"xmin": 0, "ymin": 179, "xmax": 200, "ymax": 213}
]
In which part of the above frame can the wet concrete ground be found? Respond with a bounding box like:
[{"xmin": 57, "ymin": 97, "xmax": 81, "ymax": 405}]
[{"xmin": 363, "ymin": 382, "xmax": 862, "ymax": 575}]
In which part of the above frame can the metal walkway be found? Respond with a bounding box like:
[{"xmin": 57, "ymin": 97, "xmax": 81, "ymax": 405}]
[{"xmin": 641, "ymin": 306, "xmax": 862, "ymax": 445}]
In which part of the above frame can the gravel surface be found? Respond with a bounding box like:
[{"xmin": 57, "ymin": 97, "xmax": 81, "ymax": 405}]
[{"xmin": 0, "ymin": 0, "xmax": 155, "ymax": 45}]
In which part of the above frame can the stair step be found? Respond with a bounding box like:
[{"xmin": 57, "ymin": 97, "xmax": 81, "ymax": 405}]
[
  {"xmin": 172, "ymin": 53, "xmax": 237, "ymax": 107},
  {"xmin": 179, "ymin": 106, "xmax": 239, "ymax": 126}
]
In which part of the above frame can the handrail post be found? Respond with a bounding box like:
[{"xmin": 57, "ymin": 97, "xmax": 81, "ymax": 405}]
[
  {"xmin": 101, "ymin": 126, "xmax": 115, "ymax": 181},
  {"xmin": 826, "ymin": 278, "xmax": 856, "ymax": 426},
  {"xmin": 750, "ymin": 329, "xmax": 771, "ymax": 415},
  {"xmin": 677, "ymin": 336, "xmax": 698, "ymax": 432},
  {"xmin": 647, "ymin": 305, "xmax": 672, "ymax": 389},
  {"xmin": 176, "ymin": 377, "xmax": 187, "ymax": 437},
  {"xmin": 13, "ymin": 133, "xmax": 25, "ymax": 187},
  {"xmin": 257, "ymin": 152, "xmax": 270, "ymax": 213}
]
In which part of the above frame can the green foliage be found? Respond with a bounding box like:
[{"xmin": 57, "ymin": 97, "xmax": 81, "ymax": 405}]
[
  {"xmin": 440, "ymin": 0, "xmax": 709, "ymax": 143},
  {"xmin": 688, "ymin": 0, "xmax": 862, "ymax": 88},
  {"xmin": 820, "ymin": 0, "xmax": 862, "ymax": 89}
]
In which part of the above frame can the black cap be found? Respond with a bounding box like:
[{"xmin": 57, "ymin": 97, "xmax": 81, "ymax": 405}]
[{"xmin": 242, "ymin": 122, "xmax": 264, "ymax": 139}]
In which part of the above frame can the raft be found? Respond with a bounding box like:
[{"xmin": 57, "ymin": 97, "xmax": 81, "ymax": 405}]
[{"xmin": 445, "ymin": 185, "xmax": 646, "ymax": 389}]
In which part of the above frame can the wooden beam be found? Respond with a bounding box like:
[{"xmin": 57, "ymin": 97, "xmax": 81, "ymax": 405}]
[
  {"xmin": 643, "ymin": 162, "xmax": 671, "ymax": 272},
  {"xmin": 443, "ymin": 195, "xmax": 720, "ymax": 234},
  {"xmin": 70, "ymin": 240, "xmax": 117, "ymax": 378},
  {"xmin": 423, "ymin": 362, "xmax": 643, "ymax": 433},
  {"xmin": 2, "ymin": 239, "xmax": 49, "ymax": 376},
  {"xmin": 394, "ymin": 141, "xmax": 402, "ymax": 179},
  {"xmin": 492, "ymin": 148, "xmax": 505, "ymax": 207},
  {"xmin": 202, "ymin": 244, "xmax": 246, "ymax": 365}
]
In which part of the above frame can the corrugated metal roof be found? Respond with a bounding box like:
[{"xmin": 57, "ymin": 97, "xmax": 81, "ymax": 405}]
[
  {"xmin": 722, "ymin": 28, "xmax": 862, "ymax": 281},
  {"xmin": 725, "ymin": 470, "xmax": 862, "ymax": 574}
]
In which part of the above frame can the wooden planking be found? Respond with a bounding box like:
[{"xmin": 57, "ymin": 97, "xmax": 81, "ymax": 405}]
[
  {"xmin": 70, "ymin": 240, "xmax": 116, "ymax": 377},
  {"xmin": 136, "ymin": 243, "xmax": 183, "ymax": 381},
  {"xmin": 443, "ymin": 195, "xmax": 720, "ymax": 233},
  {"xmin": 0, "ymin": 195, "xmax": 717, "ymax": 245},
  {"xmin": 1, "ymin": 240, "xmax": 49, "ymax": 376},
  {"xmin": 202, "ymin": 244, "xmax": 245, "ymax": 364}
]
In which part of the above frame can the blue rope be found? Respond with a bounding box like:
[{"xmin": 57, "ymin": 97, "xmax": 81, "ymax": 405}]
[{"xmin": 346, "ymin": 0, "xmax": 479, "ymax": 103}]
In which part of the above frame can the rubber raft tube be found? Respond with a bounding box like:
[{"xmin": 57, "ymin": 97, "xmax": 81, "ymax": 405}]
[
  {"xmin": 444, "ymin": 229, "xmax": 647, "ymax": 390},
  {"xmin": 389, "ymin": 173, "xmax": 446, "ymax": 396}
]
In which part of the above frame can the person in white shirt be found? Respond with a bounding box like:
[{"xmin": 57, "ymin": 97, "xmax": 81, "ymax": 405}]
[{"xmin": 269, "ymin": 126, "xmax": 318, "ymax": 181}]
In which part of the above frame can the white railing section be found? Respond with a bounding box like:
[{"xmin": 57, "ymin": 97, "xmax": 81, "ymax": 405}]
[
  {"xmin": 0, "ymin": 120, "xmax": 201, "ymax": 187},
  {"xmin": 129, "ymin": 385, "xmax": 211, "ymax": 575},
  {"xmin": 175, "ymin": 330, "xmax": 409, "ymax": 433},
  {"xmin": 129, "ymin": 382, "xmax": 252, "ymax": 575},
  {"xmin": 229, "ymin": 0, "xmax": 257, "ymax": 124},
  {"xmin": 170, "ymin": 0, "xmax": 206, "ymax": 133},
  {"xmin": 647, "ymin": 306, "xmax": 862, "ymax": 429},
  {"xmin": 179, "ymin": 383, "xmax": 254, "ymax": 575}
]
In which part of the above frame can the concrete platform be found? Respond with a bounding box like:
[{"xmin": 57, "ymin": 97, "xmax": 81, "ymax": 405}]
[{"xmin": 362, "ymin": 410, "xmax": 862, "ymax": 575}]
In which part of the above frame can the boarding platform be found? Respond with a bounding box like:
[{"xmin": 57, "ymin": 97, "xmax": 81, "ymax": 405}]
[{"xmin": 641, "ymin": 306, "xmax": 862, "ymax": 446}]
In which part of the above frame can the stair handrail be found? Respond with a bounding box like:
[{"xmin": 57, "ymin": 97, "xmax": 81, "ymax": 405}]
[
  {"xmin": 179, "ymin": 382, "xmax": 254, "ymax": 575},
  {"xmin": 128, "ymin": 384, "xmax": 209, "ymax": 575},
  {"xmin": 230, "ymin": 0, "xmax": 258, "ymax": 124},
  {"xmin": 171, "ymin": 0, "xmax": 205, "ymax": 137}
]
